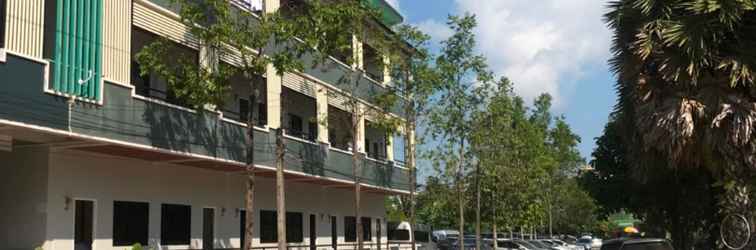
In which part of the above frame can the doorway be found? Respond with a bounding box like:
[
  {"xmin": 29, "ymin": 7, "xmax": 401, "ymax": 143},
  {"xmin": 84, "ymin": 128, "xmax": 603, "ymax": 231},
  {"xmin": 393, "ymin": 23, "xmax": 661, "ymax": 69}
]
[
  {"xmin": 74, "ymin": 200, "xmax": 94, "ymax": 250},
  {"xmin": 331, "ymin": 216, "xmax": 337, "ymax": 250},
  {"xmin": 203, "ymin": 208, "xmax": 215, "ymax": 250},
  {"xmin": 309, "ymin": 214, "xmax": 317, "ymax": 250}
]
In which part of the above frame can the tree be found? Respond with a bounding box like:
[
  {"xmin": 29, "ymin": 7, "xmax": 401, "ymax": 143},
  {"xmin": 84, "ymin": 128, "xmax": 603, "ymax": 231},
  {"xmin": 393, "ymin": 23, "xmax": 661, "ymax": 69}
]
[
  {"xmin": 605, "ymin": 1, "xmax": 756, "ymax": 248},
  {"xmin": 135, "ymin": 1, "xmax": 397, "ymax": 249},
  {"xmin": 427, "ymin": 14, "xmax": 492, "ymax": 250},
  {"xmin": 606, "ymin": 0, "xmax": 756, "ymax": 216},
  {"xmin": 389, "ymin": 24, "xmax": 439, "ymax": 250}
]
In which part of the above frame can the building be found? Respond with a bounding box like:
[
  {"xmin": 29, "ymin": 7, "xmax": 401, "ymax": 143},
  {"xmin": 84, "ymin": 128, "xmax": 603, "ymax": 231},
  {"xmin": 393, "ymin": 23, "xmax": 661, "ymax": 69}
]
[{"xmin": 0, "ymin": 0, "xmax": 412, "ymax": 249}]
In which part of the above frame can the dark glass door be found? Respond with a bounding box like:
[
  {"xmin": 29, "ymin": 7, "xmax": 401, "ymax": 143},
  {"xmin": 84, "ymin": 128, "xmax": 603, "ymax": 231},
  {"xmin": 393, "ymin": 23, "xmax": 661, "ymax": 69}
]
[
  {"xmin": 203, "ymin": 208, "xmax": 215, "ymax": 250},
  {"xmin": 309, "ymin": 214, "xmax": 317, "ymax": 250},
  {"xmin": 74, "ymin": 200, "xmax": 94, "ymax": 250},
  {"xmin": 331, "ymin": 216, "xmax": 338, "ymax": 250}
]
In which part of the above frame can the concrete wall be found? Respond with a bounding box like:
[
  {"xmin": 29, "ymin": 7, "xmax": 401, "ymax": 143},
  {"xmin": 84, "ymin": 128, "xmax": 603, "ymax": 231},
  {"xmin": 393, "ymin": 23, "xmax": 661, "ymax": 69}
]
[
  {"xmin": 0, "ymin": 147, "xmax": 50, "ymax": 250},
  {"xmin": 42, "ymin": 149, "xmax": 388, "ymax": 250}
]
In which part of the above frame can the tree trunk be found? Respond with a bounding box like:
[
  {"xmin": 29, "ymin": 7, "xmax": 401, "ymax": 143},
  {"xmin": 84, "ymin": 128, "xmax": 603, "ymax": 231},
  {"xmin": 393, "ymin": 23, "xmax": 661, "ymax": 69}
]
[
  {"xmin": 276, "ymin": 127, "xmax": 287, "ymax": 250},
  {"xmin": 406, "ymin": 100, "xmax": 417, "ymax": 250},
  {"xmin": 243, "ymin": 91, "xmax": 257, "ymax": 250},
  {"xmin": 353, "ymin": 107, "xmax": 364, "ymax": 250},
  {"xmin": 492, "ymin": 224, "xmax": 498, "ymax": 250},
  {"xmin": 475, "ymin": 161, "xmax": 481, "ymax": 250},
  {"xmin": 457, "ymin": 139, "xmax": 465, "ymax": 250}
]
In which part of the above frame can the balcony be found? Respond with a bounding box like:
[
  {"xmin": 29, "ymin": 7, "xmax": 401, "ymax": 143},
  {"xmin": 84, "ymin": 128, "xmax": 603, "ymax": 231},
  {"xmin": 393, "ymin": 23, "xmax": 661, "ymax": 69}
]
[{"xmin": 0, "ymin": 53, "xmax": 410, "ymax": 193}]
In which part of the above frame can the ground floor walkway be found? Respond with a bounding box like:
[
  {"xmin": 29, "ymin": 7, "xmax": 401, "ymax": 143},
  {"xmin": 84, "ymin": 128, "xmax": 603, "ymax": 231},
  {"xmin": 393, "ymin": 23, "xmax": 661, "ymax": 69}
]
[{"xmin": 0, "ymin": 147, "xmax": 401, "ymax": 250}]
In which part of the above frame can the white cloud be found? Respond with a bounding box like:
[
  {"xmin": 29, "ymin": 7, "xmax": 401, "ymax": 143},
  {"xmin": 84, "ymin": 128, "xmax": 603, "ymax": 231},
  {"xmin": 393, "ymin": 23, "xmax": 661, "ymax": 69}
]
[
  {"xmin": 453, "ymin": 0, "xmax": 611, "ymax": 108},
  {"xmin": 415, "ymin": 19, "xmax": 454, "ymax": 45}
]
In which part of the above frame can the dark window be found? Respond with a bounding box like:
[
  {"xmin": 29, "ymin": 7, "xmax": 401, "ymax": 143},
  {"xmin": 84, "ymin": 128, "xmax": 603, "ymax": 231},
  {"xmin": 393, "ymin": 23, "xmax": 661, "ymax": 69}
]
[
  {"xmin": 240, "ymin": 210, "xmax": 248, "ymax": 248},
  {"xmin": 331, "ymin": 216, "xmax": 337, "ymax": 250},
  {"xmin": 0, "ymin": 0, "xmax": 5, "ymax": 49},
  {"xmin": 258, "ymin": 102, "xmax": 267, "ymax": 126},
  {"xmin": 307, "ymin": 121, "xmax": 318, "ymax": 141},
  {"xmin": 344, "ymin": 217, "xmax": 372, "ymax": 242},
  {"xmin": 239, "ymin": 98, "xmax": 250, "ymax": 122},
  {"xmin": 286, "ymin": 212, "xmax": 304, "ymax": 243},
  {"xmin": 161, "ymin": 204, "xmax": 191, "ymax": 245},
  {"xmin": 113, "ymin": 201, "xmax": 149, "ymax": 246},
  {"xmin": 362, "ymin": 217, "xmax": 372, "ymax": 241},
  {"xmin": 260, "ymin": 210, "xmax": 304, "ymax": 243},
  {"xmin": 344, "ymin": 216, "xmax": 356, "ymax": 242},
  {"xmin": 288, "ymin": 114, "xmax": 303, "ymax": 137},
  {"xmin": 260, "ymin": 210, "xmax": 277, "ymax": 243}
]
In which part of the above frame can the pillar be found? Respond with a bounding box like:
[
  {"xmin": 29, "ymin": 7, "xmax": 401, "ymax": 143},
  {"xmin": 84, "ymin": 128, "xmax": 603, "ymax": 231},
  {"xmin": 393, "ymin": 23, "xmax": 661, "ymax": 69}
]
[
  {"xmin": 266, "ymin": 64, "xmax": 282, "ymax": 129},
  {"xmin": 383, "ymin": 55, "xmax": 392, "ymax": 85},
  {"xmin": 353, "ymin": 34, "xmax": 364, "ymax": 70},
  {"xmin": 356, "ymin": 104, "xmax": 366, "ymax": 154},
  {"xmin": 385, "ymin": 132, "xmax": 394, "ymax": 161},
  {"xmin": 316, "ymin": 85, "xmax": 329, "ymax": 144}
]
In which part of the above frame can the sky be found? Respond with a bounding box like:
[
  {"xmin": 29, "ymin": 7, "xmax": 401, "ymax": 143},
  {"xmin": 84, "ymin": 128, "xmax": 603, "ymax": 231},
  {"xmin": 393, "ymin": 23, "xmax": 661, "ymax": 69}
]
[{"xmin": 388, "ymin": 1, "xmax": 616, "ymax": 168}]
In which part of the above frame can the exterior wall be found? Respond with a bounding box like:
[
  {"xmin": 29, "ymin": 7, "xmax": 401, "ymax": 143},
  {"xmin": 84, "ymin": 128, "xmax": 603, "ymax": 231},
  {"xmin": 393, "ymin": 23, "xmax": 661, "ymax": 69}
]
[
  {"xmin": 4, "ymin": 0, "xmax": 44, "ymax": 58},
  {"xmin": 0, "ymin": 147, "xmax": 50, "ymax": 250},
  {"xmin": 102, "ymin": 0, "xmax": 132, "ymax": 85},
  {"xmin": 42, "ymin": 149, "xmax": 388, "ymax": 250}
]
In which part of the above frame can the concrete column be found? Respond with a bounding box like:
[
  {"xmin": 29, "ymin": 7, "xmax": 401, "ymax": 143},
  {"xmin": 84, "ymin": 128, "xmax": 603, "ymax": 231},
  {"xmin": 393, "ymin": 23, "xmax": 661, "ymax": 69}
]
[
  {"xmin": 266, "ymin": 64, "xmax": 282, "ymax": 129},
  {"xmin": 353, "ymin": 34, "xmax": 364, "ymax": 70},
  {"xmin": 385, "ymin": 133, "xmax": 394, "ymax": 161},
  {"xmin": 200, "ymin": 44, "xmax": 218, "ymax": 111},
  {"xmin": 356, "ymin": 104, "xmax": 366, "ymax": 153},
  {"xmin": 383, "ymin": 55, "xmax": 392, "ymax": 85},
  {"xmin": 264, "ymin": 0, "xmax": 280, "ymax": 13},
  {"xmin": 316, "ymin": 85, "xmax": 329, "ymax": 144}
]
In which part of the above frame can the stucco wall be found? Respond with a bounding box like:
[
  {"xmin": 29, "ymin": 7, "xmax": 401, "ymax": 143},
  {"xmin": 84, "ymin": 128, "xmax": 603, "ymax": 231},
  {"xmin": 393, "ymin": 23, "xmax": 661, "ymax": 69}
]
[
  {"xmin": 0, "ymin": 147, "xmax": 50, "ymax": 250},
  {"xmin": 43, "ymin": 149, "xmax": 388, "ymax": 250}
]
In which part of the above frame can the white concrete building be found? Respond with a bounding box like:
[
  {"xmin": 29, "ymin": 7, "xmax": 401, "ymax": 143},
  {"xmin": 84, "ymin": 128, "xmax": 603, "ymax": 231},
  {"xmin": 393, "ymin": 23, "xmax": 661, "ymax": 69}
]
[{"xmin": 0, "ymin": 0, "xmax": 411, "ymax": 249}]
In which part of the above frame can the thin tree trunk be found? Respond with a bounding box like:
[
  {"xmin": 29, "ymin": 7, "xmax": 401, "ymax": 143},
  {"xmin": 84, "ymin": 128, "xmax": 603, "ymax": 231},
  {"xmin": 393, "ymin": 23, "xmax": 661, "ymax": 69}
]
[
  {"xmin": 457, "ymin": 139, "xmax": 465, "ymax": 250},
  {"xmin": 276, "ymin": 127, "xmax": 287, "ymax": 250},
  {"xmin": 492, "ymin": 191, "xmax": 498, "ymax": 250},
  {"xmin": 475, "ymin": 161, "xmax": 481, "ymax": 250},
  {"xmin": 403, "ymin": 67, "xmax": 417, "ymax": 250},
  {"xmin": 492, "ymin": 224, "xmax": 498, "ymax": 250},
  {"xmin": 243, "ymin": 89, "xmax": 258, "ymax": 250},
  {"xmin": 352, "ymin": 105, "xmax": 364, "ymax": 250}
]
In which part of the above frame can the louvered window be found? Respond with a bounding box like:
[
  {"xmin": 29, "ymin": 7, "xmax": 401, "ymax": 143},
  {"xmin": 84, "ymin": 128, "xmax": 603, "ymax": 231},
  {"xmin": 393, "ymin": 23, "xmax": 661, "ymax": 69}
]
[{"xmin": 47, "ymin": 0, "xmax": 103, "ymax": 101}]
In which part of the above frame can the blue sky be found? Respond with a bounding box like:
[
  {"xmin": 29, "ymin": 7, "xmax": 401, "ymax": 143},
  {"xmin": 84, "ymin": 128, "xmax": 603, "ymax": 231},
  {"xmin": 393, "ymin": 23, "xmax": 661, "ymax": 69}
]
[
  {"xmin": 388, "ymin": 0, "xmax": 616, "ymax": 167},
  {"xmin": 388, "ymin": 0, "xmax": 616, "ymax": 164}
]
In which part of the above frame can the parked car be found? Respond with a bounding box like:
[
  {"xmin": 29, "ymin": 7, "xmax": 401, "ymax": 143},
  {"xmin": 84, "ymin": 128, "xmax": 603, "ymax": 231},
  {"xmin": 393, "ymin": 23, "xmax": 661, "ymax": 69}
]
[
  {"xmin": 513, "ymin": 239, "xmax": 548, "ymax": 250},
  {"xmin": 451, "ymin": 237, "xmax": 493, "ymax": 250},
  {"xmin": 600, "ymin": 238, "xmax": 673, "ymax": 250},
  {"xmin": 591, "ymin": 238, "xmax": 603, "ymax": 249},
  {"xmin": 494, "ymin": 239, "xmax": 530, "ymax": 250},
  {"xmin": 529, "ymin": 240, "xmax": 559, "ymax": 250},
  {"xmin": 434, "ymin": 230, "xmax": 461, "ymax": 250},
  {"xmin": 577, "ymin": 237, "xmax": 593, "ymax": 250},
  {"xmin": 549, "ymin": 239, "xmax": 579, "ymax": 250}
]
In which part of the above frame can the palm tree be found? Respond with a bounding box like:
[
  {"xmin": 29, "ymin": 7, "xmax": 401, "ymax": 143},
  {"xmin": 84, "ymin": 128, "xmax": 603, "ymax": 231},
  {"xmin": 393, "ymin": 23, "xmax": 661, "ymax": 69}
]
[{"xmin": 606, "ymin": 0, "xmax": 756, "ymax": 206}]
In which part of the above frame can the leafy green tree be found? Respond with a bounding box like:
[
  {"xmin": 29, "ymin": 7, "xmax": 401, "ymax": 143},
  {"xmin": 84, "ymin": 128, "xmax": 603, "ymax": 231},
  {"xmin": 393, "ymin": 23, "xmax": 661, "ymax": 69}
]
[{"xmin": 427, "ymin": 13, "xmax": 492, "ymax": 250}]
